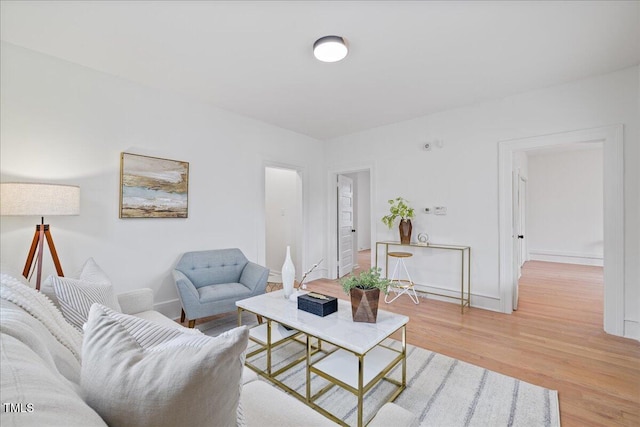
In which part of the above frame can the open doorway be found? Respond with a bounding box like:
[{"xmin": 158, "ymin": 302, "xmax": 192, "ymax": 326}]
[
  {"xmin": 515, "ymin": 145, "xmax": 604, "ymax": 311},
  {"xmin": 265, "ymin": 166, "xmax": 303, "ymax": 280},
  {"xmin": 527, "ymin": 145, "xmax": 604, "ymax": 266},
  {"xmin": 499, "ymin": 125, "xmax": 624, "ymax": 336}
]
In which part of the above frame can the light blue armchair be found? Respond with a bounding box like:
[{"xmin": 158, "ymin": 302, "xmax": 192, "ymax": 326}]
[{"xmin": 173, "ymin": 248, "xmax": 269, "ymax": 328}]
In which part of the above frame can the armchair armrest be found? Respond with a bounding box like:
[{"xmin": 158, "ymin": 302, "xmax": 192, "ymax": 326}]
[
  {"xmin": 172, "ymin": 270, "xmax": 201, "ymax": 317},
  {"xmin": 239, "ymin": 262, "xmax": 269, "ymax": 293},
  {"xmin": 117, "ymin": 288, "xmax": 154, "ymax": 314}
]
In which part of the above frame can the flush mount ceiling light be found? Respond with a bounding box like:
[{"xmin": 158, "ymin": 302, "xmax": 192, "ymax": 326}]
[{"xmin": 313, "ymin": 35, "xmax": 348, "ymax": 62}]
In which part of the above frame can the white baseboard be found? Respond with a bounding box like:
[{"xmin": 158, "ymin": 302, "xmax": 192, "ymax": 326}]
[
  {"xmin": 413, "ymin": 284, "xmax": 502, "ymax": 313},
  {"xmin": 529, "ymin": 249, "xmax": 603, "ymax": 266},
  {"xmin": 624, "ymin": 320, "xmax": 640, "ymax": 341},
  {"xmin": 305, "ymin": 270, "xmax": 326, "ymax": 283}
]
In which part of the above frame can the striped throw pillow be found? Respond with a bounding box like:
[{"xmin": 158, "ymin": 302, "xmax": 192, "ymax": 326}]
[{"xmin": 51, "ymin": 276, "xmax": 121, "ymax": 331}]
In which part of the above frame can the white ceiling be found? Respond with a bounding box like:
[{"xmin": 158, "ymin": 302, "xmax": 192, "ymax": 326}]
[{"xmin": 1, "ymin": 1, "xmax": 639, "ymax": 140}]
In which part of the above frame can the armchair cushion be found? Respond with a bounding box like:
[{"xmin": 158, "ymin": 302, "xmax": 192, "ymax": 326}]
[{"xmin": 198, "ymin": 282, "xmax": 252, "ymax": 303}]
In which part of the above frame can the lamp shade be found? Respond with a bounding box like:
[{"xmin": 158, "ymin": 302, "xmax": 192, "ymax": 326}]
[{"xmin": 0, "ymin": 183, "xmax": 80, "ymax": 216}]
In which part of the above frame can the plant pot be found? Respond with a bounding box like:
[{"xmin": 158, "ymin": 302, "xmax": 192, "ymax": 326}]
[
  {"xmin": 399, "ymin": 219, "xmax": 412, "ymax": 245},
  {"xmin": 349, "ymin": 287, "xmax": 380, "ymax": 323}
]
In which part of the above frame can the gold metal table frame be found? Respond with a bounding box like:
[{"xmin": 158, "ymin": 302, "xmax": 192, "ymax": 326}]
[
  {"xmin": 240, "ymin": 316, "xmax": 308, "ymax": 379},
  {"xmin": 376, "ymin": 241, "xmax": 471, "ymax": 313},
  {"xmin": 305, "ymin": 325, "xmax": 406, "ymax": 427},
  {"xmin": 237, "ymin": 300, "xmax": 407, "ymax": 427}
]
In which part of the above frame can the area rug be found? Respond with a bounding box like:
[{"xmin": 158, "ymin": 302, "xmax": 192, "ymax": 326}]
[{"xmin": 202, "ymin": 318, "xmax": 560, "ymax": 427}]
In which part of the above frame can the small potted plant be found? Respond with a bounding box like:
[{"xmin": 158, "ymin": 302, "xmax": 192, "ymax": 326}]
[
  {"xmin": 341, "ymin": 267, "xmax": 391, "ymax": 323},
  {"xmin": 382, "ymin": 197, "xmax": 415, "ymax": 244}
]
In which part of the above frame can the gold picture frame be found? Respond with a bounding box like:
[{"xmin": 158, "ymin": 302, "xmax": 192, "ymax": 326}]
[{"xmin": 119, "ymin": 152, "xmax": 189, "ymax": 218}]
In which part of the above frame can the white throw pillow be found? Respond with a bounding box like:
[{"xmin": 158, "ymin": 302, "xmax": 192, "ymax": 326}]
[
  {"xmin": 74, "ymin": 257, "xmax": 111, "ymax": 284},
  {"xmin": 81, "ymin": 304, "xmax": 249, "ymax": 427},
  {"xmin": 50, "ymin": 277, "xmax": 121, "ymax": 331}
]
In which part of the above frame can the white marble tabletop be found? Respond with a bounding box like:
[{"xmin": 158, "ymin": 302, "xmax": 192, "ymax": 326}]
[{"xmin": 236, "ymin": 290, "xmax": 408, "ymax": 354}]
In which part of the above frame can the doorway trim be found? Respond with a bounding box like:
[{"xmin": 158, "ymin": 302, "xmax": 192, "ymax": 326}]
[
  {"xmin": 498, "ymin": 125, "xmax": 624, "ymax": 335},
  {"xmin": 327, "ymin": 164, "xmax": 375, "ymax": 280}
]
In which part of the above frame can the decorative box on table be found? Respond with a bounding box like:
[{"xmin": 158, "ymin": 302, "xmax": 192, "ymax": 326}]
[{"xmin": 297, "ymin": 293, "xmax": 338, "ymax": 317}]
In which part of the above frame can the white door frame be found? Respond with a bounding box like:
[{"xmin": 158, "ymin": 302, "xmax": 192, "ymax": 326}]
[
  {"xmin": 327, "ymin": 165, "xmax": 375, "ymax": 280},
  {"xmin": 498, "ymin": 125, "xmax": 624, "ymax": 335},
  {"xmin": 260, "ymin": 160, "xmax": 307, "ymax": 279}
]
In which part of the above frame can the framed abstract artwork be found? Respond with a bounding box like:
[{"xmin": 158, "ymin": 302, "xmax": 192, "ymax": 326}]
[{"xmin": 119, "ymin": 152, "xmax": 189, "ymax": 218}]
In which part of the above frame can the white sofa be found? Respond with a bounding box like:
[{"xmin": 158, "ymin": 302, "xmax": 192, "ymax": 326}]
[{"xmin": 0, "ymin": 270, "xmax": 416, "ymax": 426}]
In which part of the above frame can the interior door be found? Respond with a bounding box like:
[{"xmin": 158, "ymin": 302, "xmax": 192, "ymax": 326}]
[
  {"xmin": 512, "ymin": 170, "xmax": 526, "ymax": 310},
  {"xmin": 518, "ymin": 176, "xmax": 527, "ymax": 267},
  {"xmin": 337, "ymin": 174, "xmax": 354, "ymax": 278}
]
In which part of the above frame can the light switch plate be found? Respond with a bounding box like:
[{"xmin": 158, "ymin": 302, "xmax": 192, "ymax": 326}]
[{"xmin": 434, "ymin": 206, "xmax": 447, "ymax": 215}]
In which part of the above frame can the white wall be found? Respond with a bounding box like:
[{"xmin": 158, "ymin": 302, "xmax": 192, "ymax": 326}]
[
  {"xmin": 0, "ymin": 43, "xmax": 326, "ymax": 318},
  {"xmin": 355, "ymin": 171, "xmax": 371, "ymax": 251},
  {"xmin": 527, "ymin": 148, "xmax": 604, "ymax": 266},
  {"xmin": 265, "ymin": 167, "xmax": 301, "ymax": 273},
  {"xmin": 325, "ymin": 67, "xmax": 639, "ymax": 339}
]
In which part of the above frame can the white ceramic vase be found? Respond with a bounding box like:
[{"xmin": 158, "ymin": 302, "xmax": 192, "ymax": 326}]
[{"xmin": 281, "ymin": 246, "xmax": 295, "ymax": 299}]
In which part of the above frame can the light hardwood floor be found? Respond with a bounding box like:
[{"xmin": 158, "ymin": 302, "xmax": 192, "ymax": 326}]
[{"xmin": 306, "ymin": 251, "xmax": 639, "ymax": 426}]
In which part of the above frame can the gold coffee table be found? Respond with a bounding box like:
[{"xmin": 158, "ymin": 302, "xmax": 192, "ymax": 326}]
[{"xmin": 236, "ymin": 291, "xmax": 408, "ymax": 427}]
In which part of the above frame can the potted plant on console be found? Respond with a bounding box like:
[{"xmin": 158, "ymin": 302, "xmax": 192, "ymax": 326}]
[
  {"xmin": 341, "ymin": 267, "xmax": 390, "ymax": 323},
  {"xmin": 382, "ymin": 197, "xmax": 415, "ymax": 244}
]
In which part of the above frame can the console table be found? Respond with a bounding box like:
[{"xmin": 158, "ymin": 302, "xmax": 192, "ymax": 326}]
[{"xmin": 375, "ymin": 241, "xmax": 471, "ymax": 313}]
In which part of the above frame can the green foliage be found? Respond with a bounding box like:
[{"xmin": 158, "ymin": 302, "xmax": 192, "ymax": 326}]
[
  {"xmin": 341, "ymin": 267, "xmax": 391, "ymax": 294},
  {"xmin": 381, "ymin": 197, "xmax": 415, "ymax": 229}
]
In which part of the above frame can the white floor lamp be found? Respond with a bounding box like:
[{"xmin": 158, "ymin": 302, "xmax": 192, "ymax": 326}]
[{"xmin": 0, "ymin": 183, "xmax": 80, "ymax": 290}]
